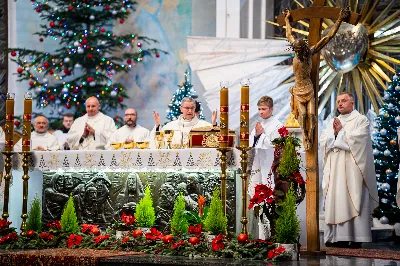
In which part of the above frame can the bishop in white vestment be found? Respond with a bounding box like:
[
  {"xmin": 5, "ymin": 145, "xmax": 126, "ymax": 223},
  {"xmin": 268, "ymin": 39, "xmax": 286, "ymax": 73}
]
[
  {"xmin": 151, "ymin": 97, "xmax": 212, "ymax": 146},
  {"xmin": 14, "ymin": 116, "xmax": 60, "ymax": 151},
  {"xmin": 67, "ymin": 97, "xmax": 116, "ymax": 150},
  {"xmin": 107, "ymin": 108, "xmax": 150, "ymax": 149},
  {"xmin": 250, "ymin": 96, "xmax": 282, "ymax": 148},
  {"xmin": 320, "ymin": 93, "xmax": 378, "ymax": 247}
]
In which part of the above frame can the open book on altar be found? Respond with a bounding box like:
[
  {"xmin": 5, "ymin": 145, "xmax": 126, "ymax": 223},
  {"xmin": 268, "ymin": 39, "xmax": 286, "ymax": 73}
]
[{"xmin": 189, "ymin": 126, "xmax": 236, "ymax": 148}]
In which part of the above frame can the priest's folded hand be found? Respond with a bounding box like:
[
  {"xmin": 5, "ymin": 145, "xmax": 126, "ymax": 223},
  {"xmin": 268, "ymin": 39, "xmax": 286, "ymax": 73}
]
[{"xmin": 125, "ymin": 139, "xmax": 134, "ymax": 144}]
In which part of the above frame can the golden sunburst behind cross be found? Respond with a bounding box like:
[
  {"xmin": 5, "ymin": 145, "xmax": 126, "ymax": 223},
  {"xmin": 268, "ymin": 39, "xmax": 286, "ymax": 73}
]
[{"xmin": 267, "ymin": 0, "xmax": 400, "ymax": 115}]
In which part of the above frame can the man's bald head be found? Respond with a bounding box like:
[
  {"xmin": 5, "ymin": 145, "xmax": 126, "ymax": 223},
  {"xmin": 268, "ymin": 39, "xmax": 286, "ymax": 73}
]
[
  {"xmin": 86, "ymin": 97, "xmax": 100, "ymax": 117},
  {"xmin": 124, "ymin": 108, "xmax": 138, "ymax": 127},
  {"xmin": 34, "ymin": 115, "xmax": 49, "ymax": 133}
]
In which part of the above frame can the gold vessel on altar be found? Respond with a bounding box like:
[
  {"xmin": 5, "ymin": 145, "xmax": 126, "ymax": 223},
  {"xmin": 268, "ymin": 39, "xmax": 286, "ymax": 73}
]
[
  {"xmin": 136, "ymin": 141, "xmax": 150, "ymax": 149},
  {"xmin": 111, "ymin": 142, "xmax": 124, "ymax": 150},
  {"xmin": 124, "ymin": 142, "xmax": 136, "ymax": 149},
  {"xmin": 189, "ymin": 126, "xmax": 236, "ymax": 148}
]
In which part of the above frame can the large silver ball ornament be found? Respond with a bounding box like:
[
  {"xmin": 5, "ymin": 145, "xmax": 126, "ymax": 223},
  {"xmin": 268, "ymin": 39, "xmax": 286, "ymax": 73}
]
[
  {"xmin": 395, "ymin": 116, "xmax": 400, "ymax": 123},
  {"xmin": 373, "ymin": 148, "xmax": 379, "ymax": 156},
  {"xmin": 381, "ymin": 183, "xmax": 390, "ymax": 190},
  {"xmin": 321, "ymin": 23, "xmax": 368, "ymax": 74},
  {"xmin": 383, "ymin": 149, "xmax": 391, "ymax": 156},
  {"xmin": 380, "ymin": 128, "xmax": 387, "ymax": 135}
]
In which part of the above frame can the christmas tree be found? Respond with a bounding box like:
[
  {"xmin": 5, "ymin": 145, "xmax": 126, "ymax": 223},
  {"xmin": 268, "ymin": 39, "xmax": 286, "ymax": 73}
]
[
  {"xmin": 167, "ymin": 70, "xmax": 204, "ymax": 121},
  {"xmin": 372, "ymin": 72, "xmax": 400, "ymax": 224},
  {"xmin": 9, "ymin": 0, "xmax": 162, "ymax": 127}
]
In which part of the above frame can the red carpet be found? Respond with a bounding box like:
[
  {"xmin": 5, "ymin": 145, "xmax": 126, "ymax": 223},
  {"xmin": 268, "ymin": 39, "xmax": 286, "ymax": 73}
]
[
  {"xmin": 300, "ymin": 246, "xmax": 400, "ymax": 260},
  {"xmin": 0, "ymin": 248, "xmax": 143, "ymax": 266}
]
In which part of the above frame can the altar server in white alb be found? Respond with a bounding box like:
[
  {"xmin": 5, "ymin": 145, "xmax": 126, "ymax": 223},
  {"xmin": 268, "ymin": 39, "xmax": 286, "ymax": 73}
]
[
  {"xmin": 107, "ymin": 108, "xmax": 150, "ymax": 149},
  {"xmin": 53, "ymin": 113, "xmax": 74, "ymax": 150},
  {"xmin": 320, "ymin": 92, "xmax": 379, "ymax": 248},
  {"xmin": 151, "ymin": 97, "xmax": 212, "ymax": 144},
  {"xmin": 250, "ymin": 96, "xmax": 283, "ymax": 148},
  {"xmin": 14, "ymin": 115, "xmax": 60, "ymax": 151},
  {"xmin": 67, "ymin": 97, "xmax": 116, "ymax": 150}
]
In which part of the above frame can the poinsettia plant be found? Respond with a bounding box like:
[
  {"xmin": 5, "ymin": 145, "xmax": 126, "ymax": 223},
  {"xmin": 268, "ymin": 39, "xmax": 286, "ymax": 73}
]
[{"xmin": 112, "ymin": 213, "xmax": 136, "ymax": 231}]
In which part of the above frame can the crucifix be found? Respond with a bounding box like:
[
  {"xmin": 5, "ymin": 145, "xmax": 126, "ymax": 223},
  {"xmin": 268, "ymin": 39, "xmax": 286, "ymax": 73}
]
[{"xmin": 275, "ymin": 1, "xmax": 360, "ymax": 252}]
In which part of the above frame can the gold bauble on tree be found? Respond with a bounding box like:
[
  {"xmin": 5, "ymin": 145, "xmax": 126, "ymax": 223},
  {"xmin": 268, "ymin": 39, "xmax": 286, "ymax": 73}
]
[
  {"xmin": 390, "ymin": 139, "xmax": 397, "ymax": 146},
  {"xmin": 386, "ymin": 169, "xmax": 392, "ymax": 175},
  {"xmin": 384, "ymin": 113, "xmax": 389, "ymax": 118}
]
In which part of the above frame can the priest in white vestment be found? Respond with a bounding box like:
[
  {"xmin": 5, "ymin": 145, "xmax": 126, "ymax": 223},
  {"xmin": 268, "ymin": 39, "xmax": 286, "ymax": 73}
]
[
  {"xmin": 151, "ymin": 97, "xmax": 212, "ymax": 146},
  {"xmin": 53, "ymin": 114, "xmax": 74, "ymax": 150},
  {"xmin": 14, "ymin": 116, "xmax": 60, "ymax": 151},
  {"xmin": 67, "ymin": 97, "xmax": 116, "ymax": 150},
  {"xmin": 250, "ymin": 96, "xmax": 283, "ymax": 148},
  {"xmin": 107, "ymin": 108, "xmax": 150, "ymax": 149},
  {"xmin": 320, "ymin": 92, "xmax": 378, "ymax": 248}
]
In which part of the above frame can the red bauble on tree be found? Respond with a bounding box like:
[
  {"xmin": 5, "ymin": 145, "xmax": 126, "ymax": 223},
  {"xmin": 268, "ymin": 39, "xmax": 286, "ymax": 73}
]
[
  {"xmin": 87, "ymin": 77, "xmax": 94, "ymax": 82},
  {"xmin": 82, "ymin": 39, "xmax": 87, "ymax": 45},
  {"xmin": 87, "ymin": 53, "xmax": 93, "ymax": 59},
  {"xmin": 118, "ymin": 96, "xmax": 123, "ymax": 103},
  {"xmin": 119, "ymin": 19, "xmax": 124, "ymax": 24},
  {"xmin": 156, "ymin": 53, "xmax": 160, "ymax": 58},
  {"xmin": 66, "ymin": 102, "xmax": 71, "ymax": 109},
  {"xmin": 39, "ymin": 38, "xmax": 44, "ymax": 42},
  {"xmin": 49, "ymin": 70, "xmax": 54, "ymax": 75},
  {"xmin": 36, "ymin": 7, "xmax": 41, "ymax": 13},
  {"xmin": 29, "ymin": 81, "xmax": 34, "ymax": 87},
  {"xmin": 189, "ymin": 237, "xmax": 200, "ymax": 245},
  {"xmin": 10, "ymin": 51, "xmax": 16, "ymax": 57},
  {"xmin": 101, "ymin": 28, "xmax": 105, "ymax": 33},
  {"xmin": 17, "ymin": 68, "xmax": 23, "ymax": 73},
  {"xmin": 105, "ymin": 5, "xmax": 110, "ymax": 10},
  {"xmin": 127, "ymin": 59, "xmax": 132, "ymax": 64},
  {"xmin": 68, "ymin": 5, "xmax": 73, "ymax": 11},
  {"xmin": 49, "ymin": 21, "xmax": 55, "ymax": 27},
  {"xmin": 43, "ymin": 62, "xmax": 49, "ymax": 68},
  {"xmin": 237, "ymin": 234, "xmax": 248, "ymax": 244},
  {"xmin": 73, "ymin": 88, "xmax": 79, "ymax": 93},
  {"xmin": 14, "ymin": 121, "xmax": 20, "ymax": 127},
  {"xmin": 49, "ymin": 95, "xmax": 55, "ymax": 100}
]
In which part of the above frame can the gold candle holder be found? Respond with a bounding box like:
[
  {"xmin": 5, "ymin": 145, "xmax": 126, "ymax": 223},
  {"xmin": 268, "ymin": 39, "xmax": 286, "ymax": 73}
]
[
  {"xmin": 20, "ymin": 151, "xmax": 31, "ymax": 234},
  {"xmin": 237, "ymin": 146, "xmax": 252, "ymax": 234},
  {"xmin": 155, "ymin": 131, "xmax": 164, "ymax": 149},
  {"xmin": 217, "ymin": 147, "xmax": 231, "ymax": 217},
  {"xmin": 2, "ymin": 151, "xmax": 13, "ymax": 221}
]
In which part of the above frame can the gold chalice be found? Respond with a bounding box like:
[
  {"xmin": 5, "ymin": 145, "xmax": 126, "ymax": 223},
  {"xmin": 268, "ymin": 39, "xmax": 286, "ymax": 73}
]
[
  {"xmin": 124, "ymin": 141, "xmax": 135, "ymax": 149},
  {"xmin": 155, "ymin": 131, "xmax": 164, "ymax": 149},
  {"xmin": 111, "ymin": 142, "xmax": 124, "ymax": 150},
  {"xmin": 164, "ymin": 130, "xmax": 174, "ymax": 149},
  {"xmin": 136, "ymin": 141, "xmax": 150, "ymax": 149}
]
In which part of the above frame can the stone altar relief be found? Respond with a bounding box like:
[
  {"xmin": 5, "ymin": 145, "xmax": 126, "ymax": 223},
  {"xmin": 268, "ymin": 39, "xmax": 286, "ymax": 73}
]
[{"xmin": 42, "ymin": 170, "xmax": 236, "ymax": 231}]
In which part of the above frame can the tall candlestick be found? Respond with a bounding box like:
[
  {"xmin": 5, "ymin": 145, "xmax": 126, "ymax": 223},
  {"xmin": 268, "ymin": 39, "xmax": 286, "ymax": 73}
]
[
  {"xmin": 219, "ymin": 81, "xmax": 229, "ymax": 148},
  {"xmin": 240, "ymin": 79, "xmax": 250, "ymax": 147},
  {"xmin": 5, "ymin": 93, "xmax": 15, "ymax": 152},
  {"xmin": 22, "ymin": 92, "xmax": 33, "ymax": 152}
]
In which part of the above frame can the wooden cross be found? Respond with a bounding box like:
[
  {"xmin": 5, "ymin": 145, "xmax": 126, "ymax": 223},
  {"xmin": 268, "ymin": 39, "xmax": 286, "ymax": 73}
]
[{"xmin": 276, "ymin": 1, "xmax": 360, "ymax": 252}]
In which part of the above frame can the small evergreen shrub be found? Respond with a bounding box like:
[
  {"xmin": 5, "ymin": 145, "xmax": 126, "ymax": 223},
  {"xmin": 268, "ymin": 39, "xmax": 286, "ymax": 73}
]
[
  {"xmin": 275, "ymin": 185, "xmax": 300, "ymax": 244},
  {"xmin": 60, "ymin": 194, "xmax": 80, "ymax": 233},
  {"xmin": 170, "ymin": 192, "xmax": 189, "ymax": 235},
  {"xmin": 278, "ymin": 137, "xmax": 301, "ymax": 179},
  {"xmin": 135, "ymin": 186, "xmax": 156, "ymax": 227},
  {"xmin": 26, "ymin": 194, "xmax": 42, "ymax": 232},
  {"xmin": 203, "ymin": 188, "xmax": 227, "ymax": 235}
]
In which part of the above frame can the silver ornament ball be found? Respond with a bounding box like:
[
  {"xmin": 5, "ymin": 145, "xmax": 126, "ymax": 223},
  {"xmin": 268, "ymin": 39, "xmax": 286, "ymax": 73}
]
[
  {"xmin": 55, "ymin": 99, "xmax": 61, "ymax": 105},
  {"xmin": 395, "ymin": 86, "xmax": 400, "ymax": 91},
  {"xmin": 380, "ymin": 128, "xmax": 387, "ymax": 135},
  {"xmin": 89, "ymin": 81, "xmax": 96, "ymax": 87},
  {"xmin": 110, "ymin": 90, "xmax": 118, "ymax": 97},
  {"xmin": 321, "ymin": 23, "xmax": 368, "ymax": 74},
  {"xmin": 64, "ymin": 57, "xmax": 70, "ymax": 63},
  {"xmin": 89, "ymin": 15, "xmax": 95, "ymax": 20},
  {"xmin": 74, "ymin": 41, "xmax": 80, "ymax": 47},
  {"xmin": 36, "ymin": 87, "xmax": 42, "ymax": 93},
  {"xmin": 379, "ymin": 216, "xmax": 389, "ymax": 224},
  {"xmin": 388, "ymin": 103, "xmax": 394, "ymax": 109},
  {"xmin": 74, "ymin": 63, "xmax": 82, "ymax": 69},
  {"xmin": 112, "ymin": 10, "xmax": 117, "ymax": 15},
  {"xmin": 42, "ymin": 78, "xmax": 48, "ymax": 84},
  {"xmin": 68, "ymin": 31, "xmax": 74, "ymax": 36},
  {"xmin": 373, "ymin": 148, "xmax": 379, "ymax": 156},
  {"xmin": 62, "ymin": 88, "xmax": 69, "ymax": 93},
  {"xmin": 381, "ymin": 183, "xmax": 390, "ymax": 190},
  {"xmin": 77, "ymin": 48, "xmax": 84, "ymax": 54},
  {"xmin": 395, "ymin": 116, "xmax": 400, "ymax": 123},
  {"xmin": 383, "ymin": 149, "xmax": 391, "ymax": 156}
]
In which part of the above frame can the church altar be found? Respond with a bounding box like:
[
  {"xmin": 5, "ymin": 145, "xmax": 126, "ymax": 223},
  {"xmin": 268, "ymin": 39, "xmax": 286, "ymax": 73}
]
[{"xmin": 7, "ymin": 148, "xmax": 307, "ymax": 244}]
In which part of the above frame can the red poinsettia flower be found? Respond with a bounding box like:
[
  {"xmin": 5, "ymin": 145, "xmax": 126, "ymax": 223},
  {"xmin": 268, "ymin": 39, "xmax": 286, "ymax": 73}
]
[
  {"xmin": 121, "ymin": 213, "xmax": 136, "ymax": 226},
  {"xmin": 290, "ymin": 171, "xmax": 305, "ymax": 185},
  {"xmin": 267, "ymin": 246, "xmax": 286, "ymax": 259},
  {"xmin": 0, "ymin": 232, "xmax": 18, "ymax": 243},
  {"xmin": 39, "ymin": 232, "xmax": 54, "ymax": 241},
  {"xmin": 188, "ymin": 224, "xmax": 202, "ymax": 235},
  {"xmin": 0, "ymin": 219, "xmax": 12, "ymax": 230},
  {"xmin": 211, "ymin": 234, "xmax": 224, "ymax": 251},
  {"xmin": 278, "ymin": 126, "xmax": 289, "ymax": 137},
  {"xmin": 67, "ymin": 234, "xmax": 83, "ymax": 248},
  {"xmin": 248, "ymin": 184, "xmax": 274, "ymax": 209},
  {"xmin": 121, "ymin": 237, "xmax": 130, "ymax": 243},
  {"xmin": 94, "ymin": 235, "xmax": 110, "ymax": 244},
  {"xmin": 171, "ymin": 240, "xmax": 186, "ymax": 249},
  {"xmin": 47, "ymin": 220, "xmax": 62, "ymax": 230},
  {"xmin": 81, "ymin": 224, "xmax": 100, "ymax": 235},
  {"xmin": 145, "ymin": 228, "xmax": 163, "ymax": 240}
]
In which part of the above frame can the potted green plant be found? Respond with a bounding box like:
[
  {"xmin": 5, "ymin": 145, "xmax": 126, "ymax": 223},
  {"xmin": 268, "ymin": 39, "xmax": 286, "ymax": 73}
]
[
  {"xmin": 274, "ymin": 185, "xmax": 300, "ymax": 260},
  {"xmin": 170, "ymin": 192, "xmax": 189, "ymax": 235},
  {"xmin": 203, "ymin": 188, "xmax": 227, "ymax": 241},
  {"xmin": 134, "ymin": 186, "xmax": 156, "ymax": 232},
  {"xmin": 60, "ymin": 194, "xmax": 79, "ymax": 234},
  {"xmin": 26, "ymin": 195, "xmax": 42, "ymax": 233}
]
